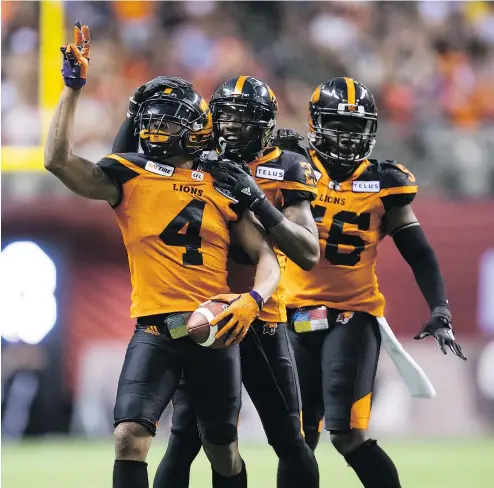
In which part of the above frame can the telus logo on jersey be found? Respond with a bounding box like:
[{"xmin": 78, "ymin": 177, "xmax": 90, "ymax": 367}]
[
  {"xmin": 145, "ymin": 161, "xmax": 175, "ymax": 177},
  {"xmin": 352, "ymin": 181, "xmax": 380, "ymax": 193},
  {"xmin": 256, "ymin": 166, "xmax": 285, "ymax": 181}
]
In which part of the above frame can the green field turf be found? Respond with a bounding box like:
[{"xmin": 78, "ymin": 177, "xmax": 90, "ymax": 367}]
[{"xmin": 3, "ymin": 437, "xmax": 494, "ymax": 487}]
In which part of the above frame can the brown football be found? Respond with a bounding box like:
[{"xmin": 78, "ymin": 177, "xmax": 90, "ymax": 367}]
[{"xmin": 187, "ymin": 300, "xmax": 231, "ymax": 348}]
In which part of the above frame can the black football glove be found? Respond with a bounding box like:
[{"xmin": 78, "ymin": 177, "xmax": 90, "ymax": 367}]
[
  {"xmin": 414, "ymin": 306, "xmax": 466, "ymax": 360},
  {"xmin": 210, "ymin": 160, "xmax": 266, "ymax": 212},
  {"xmin": 270, "ymin": 128, "xmax": 306, "ymax": 154},
  {"xmin": 127, "ymin": 76, "xmax": 193, "ymax": 118}
]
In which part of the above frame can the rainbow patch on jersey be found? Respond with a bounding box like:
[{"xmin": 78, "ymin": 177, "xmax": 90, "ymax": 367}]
[{"xmin": 293, "ymin": 306, "xmax": 329, "ymax": 333}]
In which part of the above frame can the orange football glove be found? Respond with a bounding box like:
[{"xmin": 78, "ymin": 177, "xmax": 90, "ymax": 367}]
[
  {"xmin": 61, "ymin": 21, "xmax": 90, "ymax": 89},
  {"xmin": 210, "ymin": 293, "xmax": 261, "ymax": 346}
]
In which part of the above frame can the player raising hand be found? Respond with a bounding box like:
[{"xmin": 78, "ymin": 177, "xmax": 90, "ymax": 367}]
[{"xmin": 45, "ymin": 22, "xmax": 281, "ymax": 488}]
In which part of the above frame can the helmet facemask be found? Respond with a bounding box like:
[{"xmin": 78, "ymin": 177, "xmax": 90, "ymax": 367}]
[
  {"xmin": 137, "ymin": 96, "xmax": 210, "ymax": 161},
  {"xmin": 309, "ymin": 110, "xmax": 377, "ymax": 179},
  {"xmin": 211, "ymin": 101, "xmax": 275, "ymax": 162}
]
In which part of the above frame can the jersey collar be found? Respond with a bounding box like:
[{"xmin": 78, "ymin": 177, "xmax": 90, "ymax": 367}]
[
  {"xmin": 251, "ymin": 147, "xmax": 281, "ymax": 166},
  {"xmin": 310, "ymin": 149, "xmax": 370, "ymax": 188}
]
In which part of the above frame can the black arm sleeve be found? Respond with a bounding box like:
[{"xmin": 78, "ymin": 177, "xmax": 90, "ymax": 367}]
[
  {"xmin": 112, "ymin": 117, "xmax": 139, "ymax": 154},
  {"xmin": 392, "ymin": 223, "xmax": 448, "ymax": 311}
]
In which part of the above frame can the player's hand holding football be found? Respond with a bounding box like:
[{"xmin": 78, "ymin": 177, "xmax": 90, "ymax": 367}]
[
  {"xmin": 414, "ymin": 306, "xmax": 466, "ymax": 360},
  {"xmin": 210, "ymin": 161, "xmax": 267, "ymax": 213},
  {"xmin": 210, "ymin": 292, "xmax": 263, "ymax": 346},
  {"xmin": 61, "ymin": 21, "xmax": 90, "ymax": 89}
]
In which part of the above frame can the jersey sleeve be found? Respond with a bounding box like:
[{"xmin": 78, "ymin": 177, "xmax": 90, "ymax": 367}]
[
  {"xmin": 379, "ymin": 160, "xmax": 418, "ymax": 211},
  {"xmin": 279, "ymin": 151, "xmax": 318, "ymax": 208},
  {"xmin": 97, "ymin": 154, "xmax": 140, "ymax": 208}
]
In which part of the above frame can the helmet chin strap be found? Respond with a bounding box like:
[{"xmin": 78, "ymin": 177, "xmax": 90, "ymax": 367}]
[{"xmin": 217, "ymin": 137, "xmax": 228, "ymax": 156}]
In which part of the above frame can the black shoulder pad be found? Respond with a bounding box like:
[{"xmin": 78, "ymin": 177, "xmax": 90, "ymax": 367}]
[
  {"xmin": 282, "ymin": 150, "xmax": 318, "ymax": 187},
  {"xmin": 377, "ymin": 159, "xmax": 418, "ymax": 190},
  {"xmin": 112, "ymin": 152, "xmax": 149, "ymax": 168},
  {"xmin": 370, "ymin": 159, "xmax": 418, "ymax": 211},
  {"xmin": 97, "ymin": 155, "xmax": 139, "ymax": 186},
  {"xmin": 97, "ymin": 154, "xmax": 140, "ymax": 208}
]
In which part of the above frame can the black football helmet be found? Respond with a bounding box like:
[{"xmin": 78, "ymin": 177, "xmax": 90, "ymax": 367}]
[
  {"xmin": 135, "ymin": 77, "xmax": 212, "ymax": 161},
  {"xmin": 209, "ymin": 76, "xmax": 278, "ymax": 162},
  {"xmin": 308, "ymin": 77, "xmax": 378, "ymax": 178}
]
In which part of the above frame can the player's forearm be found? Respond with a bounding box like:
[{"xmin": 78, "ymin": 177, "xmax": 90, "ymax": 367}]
[
  {"xmin": 392, "ymin": 224, "xmax": 448, "ymax": 311},
  {"xmin": 267, "ymin": 218, "xmax": 319, "ymax": 271},
  {"xmin": 252, "ymin": 249, "xmax": 281, "ymax": 303},
  {"xmin": 44, "ymin": 87, "xmax": 119, "ymax": 202},
  {"xmin": 112, "ymin": 117, "xmax": 139, "ymax": 153},
  {"xmin": 44, "ymin": 86, "xmax": 82, "ymax": 171}
]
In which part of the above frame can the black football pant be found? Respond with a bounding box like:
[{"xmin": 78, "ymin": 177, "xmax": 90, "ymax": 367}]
[
  {"xmin": 153, "ymin": 319, "xmax": 319, "ymax": 488},
  {"xmin": 285, "ymin": 310, "xmax": 381, "ymax": 441},
  {"xmin": 114, "ymin": 314, "xmax": 242, "ymax": 445}
]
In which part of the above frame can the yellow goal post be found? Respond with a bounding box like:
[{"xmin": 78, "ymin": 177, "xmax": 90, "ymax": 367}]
[{"xmin": 1, "ymin": 1, "xmax": 64, "ymax": 172}]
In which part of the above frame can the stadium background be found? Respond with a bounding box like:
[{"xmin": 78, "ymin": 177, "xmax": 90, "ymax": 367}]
[{"xmin": 1, "ymin": 1, "xmax": 494, "ymax": 487}]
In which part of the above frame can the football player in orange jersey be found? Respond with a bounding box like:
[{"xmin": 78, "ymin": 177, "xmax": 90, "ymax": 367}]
[
  {"xmin": 112, "ymin": 76, "xmax": 321, "ymax": 488},
  {"xmin": 272, "ymin": 77, "xmax": 466, "ymax": 488},
  {"xmin": 44, "ymin": 23, "xmax": 281, "ymax": 488}
]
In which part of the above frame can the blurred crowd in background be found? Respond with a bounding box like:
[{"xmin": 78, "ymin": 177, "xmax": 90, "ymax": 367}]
[
  {"xmin": 2, "ymin": 1, "xmax": 494, "ymax": 197},
  {"xmin": 2, "ymin": 2, "xmax": 494, "ymax": 441}
]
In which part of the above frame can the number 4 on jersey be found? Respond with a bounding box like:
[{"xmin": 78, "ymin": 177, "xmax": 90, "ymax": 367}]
[{"xmin": 160, "ymin": 200, "xmax": 205, "ymax": 266}]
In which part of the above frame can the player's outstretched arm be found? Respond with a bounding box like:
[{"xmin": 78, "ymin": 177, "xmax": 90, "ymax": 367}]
[
  {"xmin": 210, "ymin": 161, "xmax": 319, "ymax": 269},
  {"xmin": 265, "ymin": 200, "xmax": 319, "ymax": 270},
  {"xmin": 210, "ymin": 211, "xmax": 280, "ymax": 346},
  {"xmin": 384, "ymin": 204, "xmax": 466, "ymax": 360},
  {"xmin": 44, "ymin": 21, "xmax": 119, "ymax": 205}
]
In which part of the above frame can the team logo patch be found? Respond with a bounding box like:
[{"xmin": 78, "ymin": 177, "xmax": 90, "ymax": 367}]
[
  {"xmin": 256, "ymin": 165, "xmax": 285, "ymax": 181},
  {"xmin": 145, "ymin": 161, "xmax": 175, "ymax": 177},
  {"xmin": 328, "ymin": 181, "xmax": 342, "ymax": 191},
  {"xmin": 191, "ymin": 171, "xmax": 204, "ymax": 181},
  {"xmin": 313, "ymin": 170, "xmax": 323, "ymax": 182},
  {"xmin": 241, "ymin": 187, "xmax": 251, "ymax": 196},
  {"xmin": 263, "ymin": 323, "xmax": 278, "ymax": 335},
  {"xmin": 352, "ymin": 181, "xmax": 380, "ymax": 193},
  {"xmin": 336, "ymin": 311, "xmax": 354, "ymax": 324}
]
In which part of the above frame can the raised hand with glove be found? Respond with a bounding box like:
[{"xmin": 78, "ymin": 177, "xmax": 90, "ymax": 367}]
[
  {"xmin": 61, "ymin": 21, "xmax": 90, "ymax": 89},
  {"xmin": 414, "ymin": 305, "xmax": 466, "ymax": 360},
  {"xmin": 270, "ymin": 128, "xmax": 307, "ymax": 156},
  {"xmin": 210, "ymin": 161, "xmax": 284, "ymax": 229},
  {"xmin": 210, "ymin": 292, "xmax": 264, "ymax": 346}
]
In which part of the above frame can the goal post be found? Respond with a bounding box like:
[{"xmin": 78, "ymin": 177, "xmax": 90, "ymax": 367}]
[{"xmin": 2, "ymin": 1, "xmax": 64, "ymax": 172}]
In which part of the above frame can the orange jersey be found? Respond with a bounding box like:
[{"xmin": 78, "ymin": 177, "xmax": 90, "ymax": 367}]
[
  {"xmin": 226, "ymin": 147, "xmax": 318, "ymax": 322},
  {"xmin": 284, "ymin": 151, "xmax": 418, "ymax": 317},
  {"xmin": 98, "ymin": 153, "xmax": 239, "ymax": 318}
]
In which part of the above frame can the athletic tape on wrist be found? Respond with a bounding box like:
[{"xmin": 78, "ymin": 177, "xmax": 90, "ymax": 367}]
[{"xmin": 248, "ymin": 290, "xmax": 264, "ymax": 311}]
